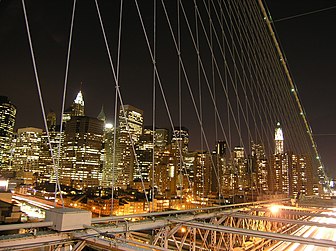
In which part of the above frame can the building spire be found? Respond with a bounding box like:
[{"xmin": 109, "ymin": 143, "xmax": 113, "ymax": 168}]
[
  {"xmin": 72, "ymin": 84, "xmax": 85, "ymax": 116},
  {"xmin": 275, "ymin": 122, "xmax": 284, "ymax": 154}
]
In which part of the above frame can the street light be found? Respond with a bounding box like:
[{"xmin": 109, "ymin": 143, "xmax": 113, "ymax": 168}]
[{"xmin": 269, "ymin": 204, "xmax": 280, "ymax": 214}]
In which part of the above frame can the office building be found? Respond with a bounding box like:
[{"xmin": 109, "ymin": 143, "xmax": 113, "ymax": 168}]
[
  {"xmin": 115, "ymin": 105, "xmax": 144, "ymax": 189},
  {"xmin": 61, "ymin": 116, "xmax": 104, "ymax": 189},
  {"xmin": 63, "ymin": 90, "xmax": 85, "ymax": 125},
  {"xmin": 12, "ymin": 127, "xmax": 43, "ymax": 184},
  {"xmin": 0, "ymin": 96, "xmax": 16, "ymax": 171}
]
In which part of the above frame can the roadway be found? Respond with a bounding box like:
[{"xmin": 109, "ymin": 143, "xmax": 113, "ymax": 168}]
[
  {"xmin": 269, "ymin": 209, "xmax": 336, "ymax": 251},
  {"xmin": 12, "ymin": 194, "xmax": 55, "ymax": 221}
]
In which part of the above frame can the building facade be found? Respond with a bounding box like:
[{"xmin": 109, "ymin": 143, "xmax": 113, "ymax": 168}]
[
  {"xmin": 61, "ymin": 116, "xmax": 104, "ymax": 189},
  {"xmin": 0, "ymin": 96, "xmax": 16, "ymax": 171}
]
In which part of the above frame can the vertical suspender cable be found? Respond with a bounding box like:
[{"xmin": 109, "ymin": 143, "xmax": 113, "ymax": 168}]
[
  {"xmin": 95, "ymin": 0, "xmax": 150, "ymax": 206},
  {"xmin": 152, "ymin": 0, "xmax": 157, "ymax": 212},
  {"xmin": 111, "ymin": 0, "xmax": 124, "ymax": 216},
  {"xmin": 177, "ymin": 0, "xmax": 183, "ymax": 200},
  {"xmin": 57, "ymin": 0, "xmax": 77, "ymax": 208},
  {"xmin": 22, "ymin": 0, "xmax": 66, "ymax": 207}
]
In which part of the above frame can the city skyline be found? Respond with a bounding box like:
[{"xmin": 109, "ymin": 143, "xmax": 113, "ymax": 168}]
[
  {"xmin": 0, "ymin": 92, "xmax": 315, "ymax": 199},
  {"xmin": 0, "ymin": 0, "xmax": 335, "ymax": 177}
]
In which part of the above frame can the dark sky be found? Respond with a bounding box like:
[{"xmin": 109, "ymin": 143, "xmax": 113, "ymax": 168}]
[
  {"xmin": 0, "ymin": 0, "xmax": 336, "ymax": 176},
  {"xmin": 264, "ymin": 0, "xmax": 336, "ymax": 176}
]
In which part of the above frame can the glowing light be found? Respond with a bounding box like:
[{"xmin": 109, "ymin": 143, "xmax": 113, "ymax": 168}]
[
  {"xmin": 0, "ymin": 180, "xmax": 8, "ymax": 189},
  {"xmin": 105, "ymin": 123, "xmax": 113, "ymax": 129},
  {"xmin": 180, "ymin": 227, "xmax": 187, "ymax": 233},
  {"xmin": 74, "ymin": 91, "xmax": 84, "ymax": 105},
  {"xmin": 275, "ymin": 123, "xmax": 284, "ymax": 141},
  {"xmin": 269, "ymin": 204, "xmax": 280, "ymax": 214}
]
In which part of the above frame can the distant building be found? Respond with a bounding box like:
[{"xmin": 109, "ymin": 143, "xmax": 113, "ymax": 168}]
[
  {"xmin": 12, "ymin": 127, "xmax": 43, "ymax": 184},
  {"xmin": 275, "ymin": 122, "xmax": 284, "ymax": 154},
  {"xmin": 171, "ymin": 127, "xmax": 189, "ymax": 197},
  {"xmin": 0, "ymin": 96, "xmax": 16, "ymax": 171},
  {"xmin": 270, "ymin": 122, "xmax": 313, "ymax": 197},
  {"xmin": 101, "ymin": 122, "xmax": 115, "ymax": 188},
  {"xmin": 211, "ymin": 140, "xmax": 227, "ymax": 195},
  {"xmin": 232, "ymin": 146, "xmax": 247, "ymax": 192},
  {"xmin": 193, "ymin": 151, "xmax": 211, "ymax": 199},
  {"xmin": 251, "ymin": 144, "xmax": 268, "ymax": 194},
  {"xmin": 63, "ymin": 90, "xmax": 85, "ymax": 125},
  {"xmin": 115, "ymin": 105, "xmax": 144, "ymax": 189},
  {"xmin": 171, "ymin": 127, "xmax": 189, "ymax": 154},
  {"xmin": 119, "ymin": 105, "xmax": 143, "ymax": 142},
  {"xmin": 134, "ymin": 128, "xmax": 153, "ymax": 185},
  {"xmin": 61, "ymin": 116, "xmax": 104, "ymax": 189}
]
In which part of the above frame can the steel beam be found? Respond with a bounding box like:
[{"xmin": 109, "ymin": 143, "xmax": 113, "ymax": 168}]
[
  {"xmin": 230, "ymin": 213, "xmax": 336, "ymax": 228},
  {"xmin": 171, "ymin": 219, "xmax": 336, "ymax": 248},
  {"xmin": 0, "ymin": 222, "xmax": 53, "ymax": 232}
]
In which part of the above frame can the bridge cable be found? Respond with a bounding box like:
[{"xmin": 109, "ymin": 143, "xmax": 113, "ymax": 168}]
[
  {"xmin": 94, "ymin": 0, "xmax": 150, "ymax": 206},
  {"xmin": 21, "ymin": 0, "xmax": 66, "ymax": 207}
]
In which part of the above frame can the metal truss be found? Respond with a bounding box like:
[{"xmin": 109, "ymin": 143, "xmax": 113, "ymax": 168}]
[{"xmin": 1, "ymin": 203, "xmax": 335, "ymax": 251}]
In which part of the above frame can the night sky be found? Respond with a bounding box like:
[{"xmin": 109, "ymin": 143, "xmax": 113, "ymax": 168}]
[
  {"xmin": 265, "ymin": 0, "xmax": 336, "ymax": 176},
  {"xmin": 0, "ymin": 0, "xmax": 336, "ymax": 176}
]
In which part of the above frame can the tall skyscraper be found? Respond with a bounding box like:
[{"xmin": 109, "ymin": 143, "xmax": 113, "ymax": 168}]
[
  {"xmin": 275, "ymin": 122, "xmax": 284, "ymax": 154},
  {"xmin": 72, "ymin": 90, "xmax": 85, "ymax": 116},
  {"xmin": 251, "ymin": 144, "xmax": 269, "ymax": 194},
  {"xmin": 119, "ymin": 105, "xmax": 143, "ymax": 142},
  {"xmin": 61, "ymin": 116, "xmax": 104, "ymax": 189},
  {"xmin": 171, "ymin": 127, "xmax": 189, "ymax": 154},
  {"xmin": 171, "ymin": 127, "xmax": 189, "ymax": 197},
  {"xmin": 232, "ymin": 146, "xmax": 247, "ymax": 192},
  {"xmin": 63, "ymin": 90, "xmax": 85, "ymax": 125},
  {"xmin": 101, "ymin": 122, "xmax": 115, "ymax": 188},
  {"xmin": 193, "ymin": 151, "xmax": 211, "ymax": 199},
  {"xmin": 0, "ymin": 96, "xmax": 16, "ymax": 171},
  {"xmin": 39, "ymin": 128, "xmax": 63, "ymax": 184},
  {"xmin": 211, "ymin": 141, "xmax": 227, "ymax": 195},
  {"xmin": 152, "ymin": 128, "xmax": 171, "ymax": 197},
  {"xmin": 133, "ymin": 128, "xmax": 153, "ymax": 189},
  {"xmin": 115, "ymin": 105, "xmax": 144, "ymax": 189},
  {"xmin": 12, "ymin": 127, "xmax": 43, "ymax": 184}
]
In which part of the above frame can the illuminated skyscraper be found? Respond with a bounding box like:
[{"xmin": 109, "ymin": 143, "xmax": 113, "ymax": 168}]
[
  {"xmin": 61, "ymin": 116, "xmax": 104, "ymax": 189},
  {"xmin": 12, "ymin": 127, "xmax": 43, "ymax": 184},
  {"xmin": 193, "ymin": 151, "xmax": 211, "ymax": 199},
  {"xmin": 133, "ymin": 128, "xmax": 153, "ymax": 188},
  {"xmin": 101, "ymin": 122, "xmax": 115, "ymax": 188},
  {"xmin": 211, "ymin": 141, "xmax": 227, "ymax": 195},
  {"xmin": 119, "ymin": 105, "xmax": 143, "ymax": 142},
  {"xmin": 72, "ymin": 90, "xmax": 85, "ymax": 116},
  {"xmin": 39, "ymin": 128, "xmax": 62, "ymax": 184},
  {"xmin": 275, "ymin": 122, "xmax": 284, "ymax": 154},
  {"xmin": 63, "ymin": 90, "xmax": 85, "ymax": 125},
  {"xmin": 170, "ymin": 127, "xmax": 189, "ymax": 196},
  {"xmin": 251, "ymin": 144, "xmax": 268, "ymax": 194},
  {"xmin": 232, "ymin": 146, "xmax": 247, "ymax": 192},
  {"xmin": 115, "ymin": 105, "xmax": 144, "ymax": 189},
  {"xmin": 171, "ymin": 127, "xmax": 189, "ymax": 153},
  {"xmin": 0, "ymin": 96, "xmax": 16, "ymax": 170}
]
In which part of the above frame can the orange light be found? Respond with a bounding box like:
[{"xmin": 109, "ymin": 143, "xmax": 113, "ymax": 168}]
[{"xmin": 269, "ymin": 205, "xmax": 280, "ymax": 214}]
